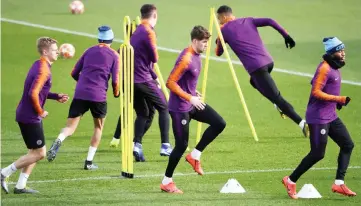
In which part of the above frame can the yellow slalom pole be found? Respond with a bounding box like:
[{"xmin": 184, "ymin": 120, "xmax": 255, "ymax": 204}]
[
  {"xmin": 127, "ymin": 45, "xmax": 134, "ymax": 175},
  {"xmin": 120, "ymin": 44, "xmax": 125, "ymax": 173},
  {"xmin": 196, "ymin": 7, "xmax": 214, "ymax": 144},
  {"xmin": 136, "ymin": 16, "xmax": 141, "ymax": 24},
  {"xmin": 211, "ymin": 10, "xmax": 259, "ymax": 142},
  {"xmin": 124, "ymin": 16, "xmax": 131, "ymax": 44},
  {"xmin": 120, "ymin": 16, "xmax": 134, "ymax": 178},
  {"xmin": 120, "ymin": 16, "xmax": 130, "ymax": 176}
]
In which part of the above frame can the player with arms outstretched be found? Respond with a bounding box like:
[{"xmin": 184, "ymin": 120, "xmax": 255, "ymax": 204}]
[{"xmin": 215, "ymin": 5, "xmax": 308, "ymax": 137}]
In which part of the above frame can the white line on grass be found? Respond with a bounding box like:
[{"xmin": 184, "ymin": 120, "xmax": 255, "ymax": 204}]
[
  {"xmin": 1, "ymin": 18, "xmax": 361, "ymax": 86},
  {"xmin": 8, "ymin": 166, "xmax": 361, "ymax": 185}
]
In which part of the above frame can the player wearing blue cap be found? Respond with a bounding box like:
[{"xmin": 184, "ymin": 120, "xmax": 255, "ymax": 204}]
[
  {"xmin": 282, "ymin": 37, "xmax": 356, "ymax": 199},
  {"xmin": 46, "ymin": 26, "xmax": 120, "ymax": 170}
]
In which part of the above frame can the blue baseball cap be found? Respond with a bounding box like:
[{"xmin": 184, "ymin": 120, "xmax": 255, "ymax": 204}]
[
  {"xmin": 323, "ymin": 37, "xmax": 345, "ymax": 54},
  {"xmin": 98, "ymin": 25, "xmax": 114, "ymax": 43}
]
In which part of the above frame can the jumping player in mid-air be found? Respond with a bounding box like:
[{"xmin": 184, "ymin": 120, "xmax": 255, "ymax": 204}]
[{"xmin": 215, "ymin": 5, "xmax": 309, "ymax": 137}]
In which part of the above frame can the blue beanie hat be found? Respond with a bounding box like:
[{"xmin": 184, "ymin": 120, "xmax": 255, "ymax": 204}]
[
  {"xmin": 98, "ymin": 25, "xmax": 114, "ymax": 43},
  {"xmin": 323, "ymin": 37, "xmax": 345, "ymax": 54}
]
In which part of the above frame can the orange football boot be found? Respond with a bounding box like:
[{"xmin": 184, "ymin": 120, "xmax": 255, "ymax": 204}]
[
  {"xmin": 185, "ymin": 154, "xmax": 204, "ymax": 175},
  {"xmin": 160, "ymin": 182, "xmax": 183, "ymax": 194},
  {"xmin": 332, "ymin": 184, "xmax": 356, "ymax": 197},
  {"xmin": 282, "ymin": 176, "xmax": 298, "ymax": 199}
]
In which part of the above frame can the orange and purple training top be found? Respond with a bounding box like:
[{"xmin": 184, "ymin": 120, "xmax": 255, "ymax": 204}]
[
  {"xmin": 306, "ymin": 61, "xmax": 346, "ymax": 124},
  {"xmin": 16, "ymin": 57, "xmax": 60, "ymax": 123},
  {"xmin": 71, "ymin": 43, "xmax": 120, "ymax": 102},
  {"xmin": 130, "ymin": 20, "xmax": 159, "ymax": 83},
  {"xmin": 215, "ymin": 17, "xmax": 289, "ymax": 74},
  {"xmin": 166, "ymin": 46, "xmax": 201, "ymax": 112}
]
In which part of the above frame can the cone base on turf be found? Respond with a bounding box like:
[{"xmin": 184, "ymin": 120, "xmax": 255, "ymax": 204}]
[
  {"xmin": 220, "ymin": 178, "xmax": 246, "ymax": 193},
  {"xmin": 297, "ymin": 184, "xmax": 322, "ymax": 198},
  {"xmin": 121, "ymin": 172, "xmax": 134, "ymax": 179}
]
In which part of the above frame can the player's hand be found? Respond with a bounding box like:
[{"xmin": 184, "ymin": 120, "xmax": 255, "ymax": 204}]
[
  {"xmin": 190, "ymin": 96, "xmax": 206, "ymax": 110},
  {"xmin": 114, "ymin": 92, "xmax": 120, "ymax": 98},
  {"xmin": 196, "ymin": 90, "xmax": 202, "ymax": 98},
  {"xmin": 284, "ymin": 35, "xmax": 296, "ymax": 49},
  {"xmin": 57, "ymin": 93, "xmax": 69, "ymax": 103},
  {"xmin": 337, "ymin": 96, "xmax": 351, "ymax": 110},
  {"xmin": 336, "ymin": 103, "xmax": 343, "ymax": 110},
  {"xmin": 40, "ymin": 111, "xmax": 49, "ymax": 118}
]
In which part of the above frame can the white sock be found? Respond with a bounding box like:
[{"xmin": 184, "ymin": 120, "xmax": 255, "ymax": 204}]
[
  {"xmin": 162, "ymin": 143, "xmax": 170, "ymax": 146},
  {"xmin": 58, "ymin": 133, "xmax": 67, "ymax": 142},
  {"xmin": 298, "ymin": 120, "xmax": 306, "ymax": 129},
  {"xmin": 112, "ymin": 137, "xmax": 119, "ymax": 141},
  {"xmin": 335, "ymin": 179, "xmax": 344, "ymax": 185},
  {"xmin": 1, "ymin": 163, "xmax": 17, "ymax": 177},
  {"xmin": 86, "ymin": 146, "xmax": 97, "ymax": 161},
  {"xmin": 288, "ymin": 177, "xmax": 296, "ymax": 185},
  {"xmin": 15, "ymin": 173, "xmax": 29, "ymax": 189},
  {"xmin": 191, "ymin": 149, "xmax": 201, "ymax": 161},
  {"xmin": 162, "ymin": 176, "xmax": 172, "ymax": 185}
]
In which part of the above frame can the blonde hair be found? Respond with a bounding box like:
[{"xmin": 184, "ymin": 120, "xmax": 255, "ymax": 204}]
[{"xmin": 37, "ymin": 37, "xmax": 57, "ymax": 54}]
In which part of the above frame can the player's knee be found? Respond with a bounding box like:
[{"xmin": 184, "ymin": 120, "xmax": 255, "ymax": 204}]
[
  {"xmin": 137, "ymin": 114, "xmax": 149, "ymax": 121},
  {"xmin": 178, "ymin": 145, "xmax": 187, "ymax": 154},
  {"xmin": 271, "ymin": 93, "xmax": 282, "ymax": 104},
  {"xmin": 137, "ymin": 106, "xmax": 150, "ymax": 118},
  {"xmin": 172, "ymin": 145, "xmax": 186, "ymax": 157},
  {"xmin": 158, "ymin": 106, "xmax": 168, "ymax": 114},
  {"xmin": 36, "ymin": 148, "xmax": 46, "ymax": 160},
  {"xmin": 94, "ymin": 119, "xmax": 105, "ymax": 130},
  {"xmin": 310, "ymin": 151, "xmax": 325, "ymax": 161},
  {"xmin": 175, "ymin": 141, "xmax": 188, "ymax": 153},
  {"xmin": 213, "ymin": 119, "xmax": 226, "ymax": 133},
  {"xmin": 39, "ymin": 152, "xmax": 46, "ymax": 160},
  {"xmin": 342, "ymin": 141, "xmax": 354, "ymax": 153}
]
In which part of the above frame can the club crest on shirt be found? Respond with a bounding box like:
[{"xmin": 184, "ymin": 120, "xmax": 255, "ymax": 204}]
[{"xmin": 181, "ymin": 119, "xmax": 187, "ymax": 125}]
